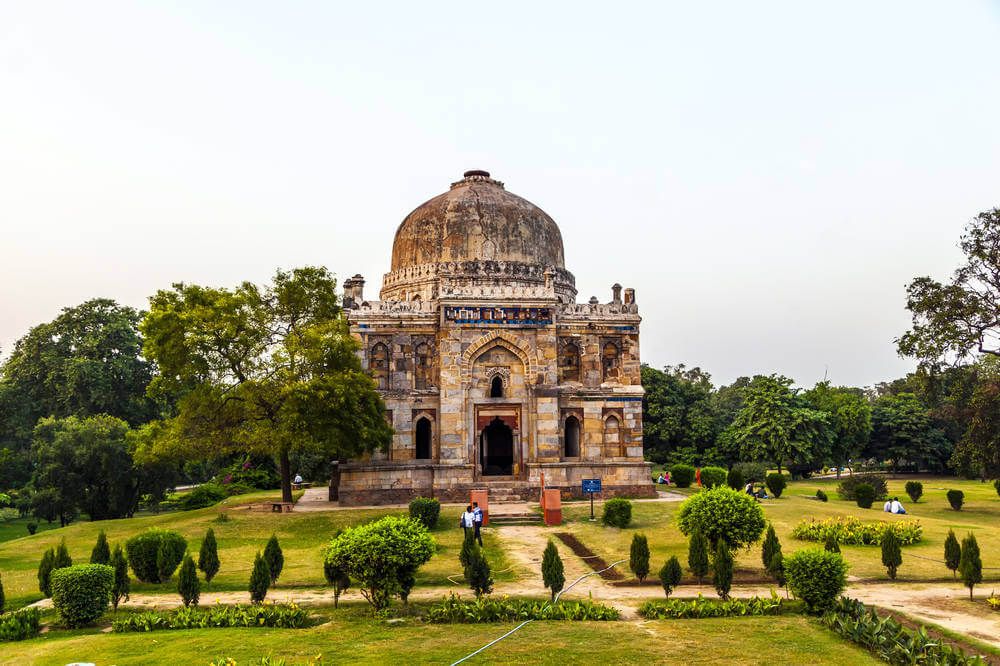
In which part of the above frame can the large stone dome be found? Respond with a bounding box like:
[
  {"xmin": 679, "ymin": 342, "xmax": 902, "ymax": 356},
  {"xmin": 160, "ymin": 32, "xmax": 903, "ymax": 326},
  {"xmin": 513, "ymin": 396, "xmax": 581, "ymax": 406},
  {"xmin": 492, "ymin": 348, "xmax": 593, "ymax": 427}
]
[{"xmin": 390, "ymin": 171, "xmax": 566, "ymax": 270}]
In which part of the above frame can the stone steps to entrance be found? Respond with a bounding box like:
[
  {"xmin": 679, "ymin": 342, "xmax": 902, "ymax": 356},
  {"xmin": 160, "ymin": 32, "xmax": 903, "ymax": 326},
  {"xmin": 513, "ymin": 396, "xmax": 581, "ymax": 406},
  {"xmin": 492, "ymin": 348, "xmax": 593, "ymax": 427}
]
[{"xmin": 488, "ymin": 512, "xmax": 541, "ymax": 526}]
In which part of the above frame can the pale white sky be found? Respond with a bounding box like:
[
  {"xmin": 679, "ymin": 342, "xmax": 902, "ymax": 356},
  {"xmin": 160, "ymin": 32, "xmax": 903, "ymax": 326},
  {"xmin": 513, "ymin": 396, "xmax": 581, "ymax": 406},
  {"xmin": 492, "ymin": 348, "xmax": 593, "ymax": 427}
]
[{"xmin": 2, "ymin": 1, "xmax": 999, "ymax": 388}]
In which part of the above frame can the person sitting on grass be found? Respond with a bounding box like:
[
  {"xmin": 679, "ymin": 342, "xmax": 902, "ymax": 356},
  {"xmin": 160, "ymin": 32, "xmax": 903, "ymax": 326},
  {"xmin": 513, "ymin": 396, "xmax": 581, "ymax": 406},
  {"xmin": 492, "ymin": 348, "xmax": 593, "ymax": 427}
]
[
  {"xmin": 889, "ymin": 496, "xmax": 906, "ymax": 514},
  {"xmin": 656, "ymin": 473, "xmax": 666, "ymax": 484}
]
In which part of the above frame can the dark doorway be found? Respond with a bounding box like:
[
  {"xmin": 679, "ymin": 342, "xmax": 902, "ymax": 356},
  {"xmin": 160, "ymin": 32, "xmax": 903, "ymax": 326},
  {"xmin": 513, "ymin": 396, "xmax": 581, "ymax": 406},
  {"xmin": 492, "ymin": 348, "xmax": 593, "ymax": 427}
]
[
  {"xmin": 490, "ymin": 376, "xmax": 504, "ymax": 398},
  {"xmin": 564, "ymin": 415, "xmax": 580, "ymax": 458},
  {"xmin": 480, "ymin": 417, "xmax": 514, "ymax": 476},
  {"xmin": 415, "ymin": 418, "xmax": 432, "ymax": 460}
]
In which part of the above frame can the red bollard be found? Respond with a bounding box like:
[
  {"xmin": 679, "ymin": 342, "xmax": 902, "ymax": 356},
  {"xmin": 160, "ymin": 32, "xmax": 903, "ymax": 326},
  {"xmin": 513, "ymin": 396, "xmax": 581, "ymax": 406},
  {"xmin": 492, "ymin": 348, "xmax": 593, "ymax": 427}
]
[
  {"xmin": 542, "ymin": 489, "xmax": 562, "ymax": 526},
  {"xmin": 470, "ymin": 489, "xmax": 489, "ymax": 526}
]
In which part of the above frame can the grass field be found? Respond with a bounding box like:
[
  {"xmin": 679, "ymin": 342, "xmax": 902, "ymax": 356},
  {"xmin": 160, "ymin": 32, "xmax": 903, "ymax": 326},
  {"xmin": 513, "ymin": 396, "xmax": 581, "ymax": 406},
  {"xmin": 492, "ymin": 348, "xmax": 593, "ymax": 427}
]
[
  {"xmin": 0, "ymin": 605, "xmax": 880, "ymax": 665},
  {"xmin": 0, "ymin": 491, "xmax": 511, "ymax": 611},
  {"xmin": 561, "ymin": 476, "xmax": 1000, "ymax": 583}
]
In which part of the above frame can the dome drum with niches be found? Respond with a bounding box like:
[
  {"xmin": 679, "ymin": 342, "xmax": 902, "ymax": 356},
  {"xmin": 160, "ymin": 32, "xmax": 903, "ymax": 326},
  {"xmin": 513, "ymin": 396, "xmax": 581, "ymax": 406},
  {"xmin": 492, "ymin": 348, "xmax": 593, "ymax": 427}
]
[{"xmin": 381, "ymin": 171, "xmax": 577, "ymax": 302}]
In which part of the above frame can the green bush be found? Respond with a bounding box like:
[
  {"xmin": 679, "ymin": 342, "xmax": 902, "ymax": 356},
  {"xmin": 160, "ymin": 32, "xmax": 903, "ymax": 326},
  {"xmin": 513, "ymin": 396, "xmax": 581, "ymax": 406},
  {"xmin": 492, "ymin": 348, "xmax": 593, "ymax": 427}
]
[
  {"xmin": 837, "ymin": 473, "xmax": 888, "ymax": 502},
  {"xmin": 26, "ymin": 522, "xmax": 37, "ymax": 535},
  {"xmin": 542, "ymin": 540, "xmax": 565, "ymax": 602},
  {"xmin": 112, "ymin": 603, "xmax": 309, "ymax": 632},
  {"xmin": 765, "ymin": 473, "xmax": 787, "ymax": 498},
  {"xmin": 215, "ymin": 457, "xmax": 280, "ymax": 490},
  {"xmin": 688, "ymin": 529, "xmax": 709, "ymax": 584},
  {"xmin": 947, "ymin": 489, "xmax": 964, "ymax": 511},
  {"xmin": 823, "ymin": 597, "xmax": 984, "ymax": 665},
  {"xmin": 854, "ymin": 483, "xmax": 876, "ymax": 508},
  {"xmin": 638, "ymin": 595, "xmax": 790, "ymax": 619},
  {"xmin": 111, "ymin": 544, "xmax": 130, "ymax": 610},
  {"xmin": 815, "ymin": 489, "xmax": 828, "ymax": 502},
  {"xmin": 323, "ymin": 558, "xmax": 351, "ymax": 608},
  {"xmin": 881, "ymin": 531, "xmax": 902, "ymax": 580},
  {"xmin": 54, "ymin": 539, "xmax": 72, "ymax": 569},
  {"xmin": 408, "ymin": 497, "xmax": 441, "ymax": 530},
  {"xmin": 824, "ymin": 536, "xmax": 840, "ymax": 553},
  {"xmin": 249, "ymin": 551, "xmax": 271, "ymax": 604},
  {"xmin": 731, "ymin": 462, "xmax": 767, "ymax": 483},
  {"xmin": 126, "ymin": 529, "xmax": 188, "ymax": 583},
  {"xmin": 90, "ymin": 531, "xmax": 110, "ymax": 565},
  {"xmin": 791, "ymin": 517, "xmax": 922, "ymax": 546},
  {"xmin": 175, "ymin": 483, "xmax": 227, "ymax": 511},
  {"xmin": 0, "ymin": 608, "xmax": 41, "ymax": 642},
  {"xmin": 677, "ymin": 486, "xmax": 766, "ymax": 549},
  {"xmin": 959, "ymin": 533, "xmax": 982, "ymax": 600},
  {"xmin": 670, "ymin": 464, "xmax": 695, "ymax": 488},
  {"xmin": 761, "ymin": 523, "xmax": 781, "ymax": 572},
  {"xmin": 601, "ymin": 497, "xmax": 632, "ymax": 528},
  {"xmin": 904, "ymin": 481, "xmax": 923, "ymax": 503},
  {"xmin": 37, "ymin": 548, "xmax": 54, "ymax": 597},
  {"xmin": 726, "ymin": 468, "xmax": 745, "ymax": 491},
  {"xmin": 198, "ymin": 528, "xmax": 220, "ymax": 585},
  {"xmin": 713, "ymin": 541, "xmax": 733, "ymax": 599},
  {"xmin": 770, "ymin": 551, "xmax": 786, "ymax": 588},
  {"xmin": 944, "ymin": 529, "xmax": 961, "ymax": 578},
  {"xmin": 324, "ymin": 516, "xmax": 435, "ymax": 612},
  {"xmin": 459, "ymin": 530, "xmax": 476, "ymax": 572},
  {"xmin": 659, "ymin": 556, "xmax": 682, "ymax": 597},
  {"xmin": 177, "ymin": 555, "xmax": 200, "ymax": 607},
  {"xmin": 784, "ymin": 548, "xmax": 848, "ymax": 613},
  {"xmin": 629, "ymin": 534, "xmax": 650, "ymax": 582},
  {"xmin": 700, "ymin": 466, "xmax": 728, "ymax": 489},
  {"xmin": 425, "ymin": 594, "xmax": 619, "ymax": 623},
  {"xmin": 264, "ymin": 535, "xmax": 284, "ymax": 585},
  {"xmin": 466, "ymin": 546, "xmax": 493, "ymax": 598},
  {"xmin": 51, "ymin": 563, "xmax": 114, "ymax": 627}
]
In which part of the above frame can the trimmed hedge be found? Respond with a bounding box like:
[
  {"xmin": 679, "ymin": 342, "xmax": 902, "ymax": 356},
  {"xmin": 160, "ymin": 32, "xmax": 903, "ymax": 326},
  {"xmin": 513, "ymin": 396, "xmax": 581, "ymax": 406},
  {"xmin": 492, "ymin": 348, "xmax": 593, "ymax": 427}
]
[
  {"xmin": 112, "ymin": 602, "xmax": 310, "ymax": 632},
  {"xmin": 638, "ymin": 595, "xmax": 792, "ymax": 619},
  {"xmin": 0, "ymin": 608, "xmax": 41, "ymax": 642},
  {"xmin": 51, "ymin": 564, "xmax": 114, "ymax": 627},
  {"xmin": 784, "ymin": 549, "xmax": 848, "ymax": 613},
  {"xmin": 408, "ymin": 497, "xmax": 441, "ymax": 530},
  {"xmin": 669, "ymin": 464, "xmax": 695, "ymax": 488},
  {"xmin": 904, "ymin": 481, "xmax": 923, "ymax": 503},
  {"xmin": 677, "ymin": 486, "xmax": 765, "ymax": 550},
  {"xmin": 699, "ymin": 466, "xmax": 728, "ymax": 489},
  {"xmin": 126, "ymin": 529, "xmax": 188, "ymax": 583},
  {"xmin": 947, "ymin": 489, "xmax": 964, "ymax": 511},
  {"xmin": 765, "ymin": 473, "xmax": 788, "ymax": 498},
  {"xmin": 815, "ymin": 489, "xmax": 828, "ymax": 502},
  {"xmin": 425, "ymin": 594, "xmax": 619, "ymax": 623},
  {"xmin": 792, "ymin": 517, "xmax": 923, "ymax": 546},
  {"xmin": 854, "ymin": 483, "xmax": 876, "ymax": 509},
  {"xmin": 602, "ymin": 498, "xmax": 632, "ymax": 528}
]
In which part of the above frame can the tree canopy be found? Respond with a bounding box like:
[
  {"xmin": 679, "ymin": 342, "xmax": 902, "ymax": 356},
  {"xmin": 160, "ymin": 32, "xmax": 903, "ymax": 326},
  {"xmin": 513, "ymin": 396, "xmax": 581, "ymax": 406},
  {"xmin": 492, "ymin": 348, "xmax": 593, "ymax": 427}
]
[{"xmin": 138, "ymin": 266, "xmax": 392, "ymax": 501}]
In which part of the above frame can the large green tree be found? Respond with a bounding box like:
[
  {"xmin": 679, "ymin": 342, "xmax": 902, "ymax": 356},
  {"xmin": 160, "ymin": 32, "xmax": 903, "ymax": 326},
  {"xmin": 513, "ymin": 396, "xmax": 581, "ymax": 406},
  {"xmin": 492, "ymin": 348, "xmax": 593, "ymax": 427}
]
[
  {"xmin": 802, "ymin": 382, "xmax": 872, "ymax": 475},
  {"xmin": 641, "ymin": 364, "xmax": 721, "ymax": 465},
  {"xmin": 866, "ymin": 393, "xmax": 950, "ymax": 472},
  {"xmin": 727, "ymin": 375, "xmax": 832, "ymax": 474},
  {"xmin": 952, "ymin": 359, "xmax": 1000, "ymax": 478},
  {"xmin": 899, "ymin": 208, "xmax": 1000, "ymax": 364},
  {"xmin": 138, "ymin": 267, "xmax": 392, "ymax": 502}
]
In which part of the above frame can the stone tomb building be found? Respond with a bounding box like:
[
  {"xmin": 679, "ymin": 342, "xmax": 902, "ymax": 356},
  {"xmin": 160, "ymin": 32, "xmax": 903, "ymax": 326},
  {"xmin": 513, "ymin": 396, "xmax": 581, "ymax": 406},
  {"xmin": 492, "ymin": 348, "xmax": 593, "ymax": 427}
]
[{"xmin": 338, "ymin": 170, "xmax": 653, "ymax": 505}]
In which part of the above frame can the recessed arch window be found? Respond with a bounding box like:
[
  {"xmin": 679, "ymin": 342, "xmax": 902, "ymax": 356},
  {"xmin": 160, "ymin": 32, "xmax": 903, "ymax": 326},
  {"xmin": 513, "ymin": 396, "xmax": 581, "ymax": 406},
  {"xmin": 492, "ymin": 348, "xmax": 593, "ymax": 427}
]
[
  {"xmin": 490, "ymin": 375, "xmax": 504, "ymax": 398},
  {"xmin": 415, "ymin": 417, "xmax": 432, "ymax": 460},
  {"xmin": 602, "ymin": 342, "xmax": 620, "ymax": 381},
  {"xmin": 564, "ymin": 415, "xmax": 581, "ymax": 458},
  {"xmin": 414, "ymin": 342, "xmax": 433, "ymax": 389},
  {"xmin": 603, "ymin": 414, "xmax": 621, "ymax": 457},
  {"xmin": 559, "ymin": 341, "xmax": 580, "ymax": 383},
  {"xmin": 370, "ymin": 342, "xmax": 390, "ymax": 390}
]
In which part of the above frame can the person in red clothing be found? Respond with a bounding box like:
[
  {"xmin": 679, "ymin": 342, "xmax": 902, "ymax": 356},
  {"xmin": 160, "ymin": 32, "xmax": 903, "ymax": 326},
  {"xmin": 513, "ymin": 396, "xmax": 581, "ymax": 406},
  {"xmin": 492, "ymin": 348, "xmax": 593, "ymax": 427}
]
[{"xmin": 695, "ymin": 467, "xmax": 701, "ymax": 487}]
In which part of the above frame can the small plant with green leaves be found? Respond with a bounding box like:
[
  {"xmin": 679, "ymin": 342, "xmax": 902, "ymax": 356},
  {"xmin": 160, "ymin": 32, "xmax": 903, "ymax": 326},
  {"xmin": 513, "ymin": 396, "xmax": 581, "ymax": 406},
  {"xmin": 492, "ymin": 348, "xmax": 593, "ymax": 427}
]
[
  {"xmin": 630, "ymin": 534, "xmax": 650, "ymax": 583},
  {"xmin": 90, "ymin": 531, "xmax": 110, "ymax": 565},
  {"xmin": 713, "ymin": 541, "xmax": 733, "ymax": 599},
  {"xmin": 824, "ymin": 536, "xmax": 840, "ymax": 554},
  {"xmin": 111, "ymin": 544, "xmax": 130, "ymax": 611},
  {"xmin": 408, "ymin": 497, "xmax": 441, "ymax": 530},
  {"xmin": 601, "ymin": 497, "xmax": 632, "ymax": 528},
  {"xmin": 699, "ymin": 466, "xmax": 728, "ymax": 489},
  {"xmin": 542, "ymin": 540, "xmax": 565, "ymax": 602},
  {"xmin": 0, "ymin": 608, "xmax": 41, "ymax": 641},
  {"xmin": 127, "ymin": 529, "xmax": 187, "ymax": 583},
  {"xmin": 37, "ymin": 548, "xmax": 55, "ymax": 597},
  {"xmin": 51, "ymin": 564, "xmax": 114, "ymax": 627},
  {"xmin": 467, "ymin": 546, "xmax": 493, "ymax": 598},
  {"xmin": 854, "ymin": 483, "xmax": 876, "ymax": 509},
  {"xmin": 726, "ymin": 468, "xmax": 745, "ymax": 491},
  {"xmin": 761, "ymin": 524, "xmax": 781, "ymax": 572},
  {"xmin": 947, "ymin": 489, "xmax": 964, "ymax": 511},
  {"xmin": 177, "ymin": 555, "xmax": 200, "ymax": 607},
  {"xmin": 688, "ymin": 528, "xmax": 710, "ymax": 584},
  {"xmin": 659, "ymin": 556, "xmax": 682, "ymax": 597},
  {"xmin": 904, "ymin": 481, "xmax": 923, "ymax": 503},
  {"xmin": 770, "ymin": 551, "xmax": 786, "ymax": 590},
  {"xmin": 881, "ymin": 530, "xmax": 902, "ymax": 580},
  {"xmin": 960, "ymin": 533, "xmax": 982, "ymax": 600},
  {"xmin": 249, "ymin": 551, "xmax": 271, "ymax": 604},
  {"xmin": 784, "ymin": 548, "xmax": 848, "ymax": 613},
  {"xmin": 670, "ymin": 464, "xmax": 695, "ymax": 488},
  {"xmin": 459, "ymin": 530, "xmax": 476, "ymax": 574},
  {"xmin": 54, "ymin": 539, "xmax": 72, "ymax": 569},
  {"xmin": 765, "ymin": 473, "xmax": 788, "ymax": 498},
  {"xmin": 815, "ymin": 489, "xmax": 828, "ymax": 502},
  {"xmin": 198, "ymin": 528, "xmax": 220, "ymax": 585},
  {"xmin": 263, "ymin": 535, "xmax": 284, "ymax": 585},
  {"xmin": 944, "ymin": 530, "xmax": 961, "ymax": 578}
]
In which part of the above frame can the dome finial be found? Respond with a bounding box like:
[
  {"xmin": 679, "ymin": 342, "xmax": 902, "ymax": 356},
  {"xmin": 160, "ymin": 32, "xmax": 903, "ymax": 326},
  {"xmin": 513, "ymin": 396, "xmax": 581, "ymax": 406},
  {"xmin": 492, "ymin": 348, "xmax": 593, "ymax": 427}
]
[{"xmin": 464, "ymin": 169, "xmax": 490, "ymax": 178}]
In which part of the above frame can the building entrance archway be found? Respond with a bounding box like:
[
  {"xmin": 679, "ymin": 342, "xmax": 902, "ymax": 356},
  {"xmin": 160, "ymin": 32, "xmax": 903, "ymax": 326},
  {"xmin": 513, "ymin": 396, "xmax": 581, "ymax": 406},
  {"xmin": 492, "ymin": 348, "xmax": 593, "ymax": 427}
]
[{"xmin": 480, "ymin": 417, "xmax": 514, "ymax": 476}]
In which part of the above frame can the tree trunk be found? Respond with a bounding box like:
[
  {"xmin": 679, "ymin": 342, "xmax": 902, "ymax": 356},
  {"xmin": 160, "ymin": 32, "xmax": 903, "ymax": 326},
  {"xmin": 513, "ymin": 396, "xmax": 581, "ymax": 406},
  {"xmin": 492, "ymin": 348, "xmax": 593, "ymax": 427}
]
[{"xmin": 279, "ymin": 449, "xmax": 293, "ymax": 504}]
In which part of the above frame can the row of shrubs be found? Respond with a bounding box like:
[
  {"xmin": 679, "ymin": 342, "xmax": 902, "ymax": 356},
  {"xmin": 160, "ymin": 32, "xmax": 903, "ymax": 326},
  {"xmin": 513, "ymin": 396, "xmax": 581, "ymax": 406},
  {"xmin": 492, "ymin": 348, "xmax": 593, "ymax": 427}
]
[
  {"xmin": 822, "ymin": 597, "xmax": 988, "ymax": 665},
  {"xmin": 637, "ymin": 594, "xmax": 793, "ymax": 619},
  {"xmin": 791, "ymin": 517, "xmax": 923, "ymax": 546},
  {"xmin": 425, "ymin": 594, "xmax": 619, "ymax": 623},
  {"xmin": 111, "ymin": 603, "xmax": 310, "ymax": 632},
  {"xmin": 0, "ymin": 608, "xmax": 41, "ymax": 642},
  {"xmin": 661, "ymin": 464, "xmax": 788, "ymax": 497}
]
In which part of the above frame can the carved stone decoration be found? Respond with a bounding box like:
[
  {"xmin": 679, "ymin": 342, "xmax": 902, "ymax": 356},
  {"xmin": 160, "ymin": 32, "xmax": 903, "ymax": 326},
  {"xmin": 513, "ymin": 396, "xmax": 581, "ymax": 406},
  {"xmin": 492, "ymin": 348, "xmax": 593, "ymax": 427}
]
[{"xmin": 484, "ymin": 366, "xmax": 511, "ymax": 389}]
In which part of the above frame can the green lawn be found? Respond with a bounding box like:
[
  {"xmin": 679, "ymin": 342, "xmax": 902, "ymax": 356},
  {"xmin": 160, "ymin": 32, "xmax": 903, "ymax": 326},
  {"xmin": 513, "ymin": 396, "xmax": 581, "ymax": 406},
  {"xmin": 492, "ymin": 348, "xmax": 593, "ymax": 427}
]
[
  {"xmin": 0, "ymin": 495, "xmax": 511, "ymax": 611},
  {"xmin": 561, "ymin": 476, "xmax": 1000, "ymax": 583},
  {"xmin": 0, "ymin": 516, "xmax": 58, "ymax": 543},
  {"xmin": 0, "ymin": 605, "xmax": 879, "ymax": 665}
]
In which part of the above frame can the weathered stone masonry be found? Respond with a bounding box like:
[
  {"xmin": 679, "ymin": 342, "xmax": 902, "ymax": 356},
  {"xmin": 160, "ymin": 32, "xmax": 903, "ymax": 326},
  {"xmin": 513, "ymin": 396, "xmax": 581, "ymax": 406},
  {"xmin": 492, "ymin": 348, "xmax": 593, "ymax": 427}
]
[{"xmin": 338, "ymin": 170, "xmax": 654, "ymax": 504}]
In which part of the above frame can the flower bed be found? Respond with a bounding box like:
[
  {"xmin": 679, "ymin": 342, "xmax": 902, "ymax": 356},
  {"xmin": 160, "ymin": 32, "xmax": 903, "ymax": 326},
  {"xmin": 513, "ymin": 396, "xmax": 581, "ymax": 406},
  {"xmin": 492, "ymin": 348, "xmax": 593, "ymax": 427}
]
[
  {"xmin": 791, "ymin": 517, "xmax": 922, "ymax": 546},
  {"xmin": 425, "ymin": 594, "xmax": 619, "ymax": 623},
  {"xmin": 112, "ymin": 603, "xmax": 310, "ymax": 632},
  {"xmin": 638, "ymin": 595, "xmax": 793, "ymax": 619}
]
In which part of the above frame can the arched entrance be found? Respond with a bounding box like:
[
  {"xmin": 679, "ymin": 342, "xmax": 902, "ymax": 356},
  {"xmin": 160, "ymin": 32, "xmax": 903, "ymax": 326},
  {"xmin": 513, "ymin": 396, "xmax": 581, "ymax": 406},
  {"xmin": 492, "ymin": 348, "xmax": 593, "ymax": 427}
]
[
  {"xmin": 415, "ymin": 417, "xmax": 432, "ymax": 460},
  {"xmin": 480, "ymin": 417, "xmax": 514, "ymax": 476},
  {"xmin": 564, "ymin": 415, "xmax": 580, "ymax": 458}
]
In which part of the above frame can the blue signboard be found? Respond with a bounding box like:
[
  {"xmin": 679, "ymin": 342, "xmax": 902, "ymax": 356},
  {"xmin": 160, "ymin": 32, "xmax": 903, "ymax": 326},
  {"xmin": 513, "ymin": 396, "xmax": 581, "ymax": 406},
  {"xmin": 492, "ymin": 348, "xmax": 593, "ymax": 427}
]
[{"xmin": 582, "ymin": 478, "xmax": 602, "ymax": 494}]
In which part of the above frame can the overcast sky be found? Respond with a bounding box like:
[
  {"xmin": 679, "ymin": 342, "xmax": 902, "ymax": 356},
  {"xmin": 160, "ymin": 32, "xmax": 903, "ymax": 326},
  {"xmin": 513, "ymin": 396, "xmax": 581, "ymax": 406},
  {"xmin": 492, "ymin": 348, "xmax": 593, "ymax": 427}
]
[{"xmin": 2, "ymin": 2, "xmax": 999, "ymax": 388}]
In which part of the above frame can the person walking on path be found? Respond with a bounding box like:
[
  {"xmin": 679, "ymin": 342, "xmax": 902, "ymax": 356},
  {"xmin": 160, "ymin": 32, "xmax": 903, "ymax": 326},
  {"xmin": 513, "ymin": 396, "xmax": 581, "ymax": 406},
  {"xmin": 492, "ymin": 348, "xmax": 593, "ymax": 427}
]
[
  {"xmin": 461, "ymin": 505, "xmax": 475, "ymax": 540},
  {"xmin": 472, "ymin": 502, "xmax": 484, "ymax": 547}
]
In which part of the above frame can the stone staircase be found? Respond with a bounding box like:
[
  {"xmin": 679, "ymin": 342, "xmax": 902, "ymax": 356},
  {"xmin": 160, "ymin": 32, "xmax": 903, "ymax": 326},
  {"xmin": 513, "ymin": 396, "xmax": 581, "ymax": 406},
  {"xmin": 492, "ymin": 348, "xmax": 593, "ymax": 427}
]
[{"xmin": 476, "ymin": 482, "xmax": 543, "ymax": 525}]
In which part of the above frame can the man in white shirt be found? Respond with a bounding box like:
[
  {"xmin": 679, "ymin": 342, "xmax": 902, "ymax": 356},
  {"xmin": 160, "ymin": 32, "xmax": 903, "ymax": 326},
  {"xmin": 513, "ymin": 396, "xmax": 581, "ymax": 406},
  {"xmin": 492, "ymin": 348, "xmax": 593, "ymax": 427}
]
[{"xmin": 889, "ymin": 497, "xmax": 906, "ymax": 514}]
